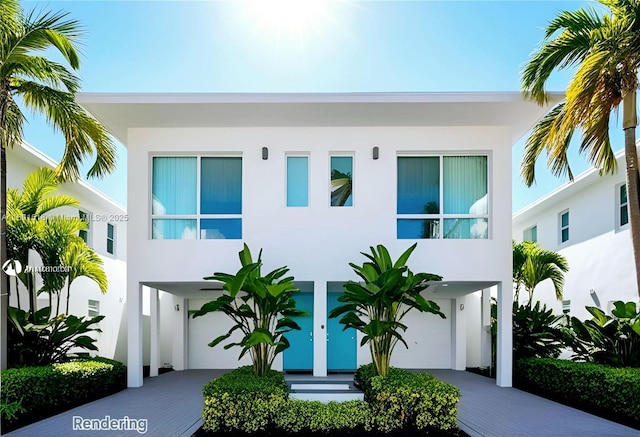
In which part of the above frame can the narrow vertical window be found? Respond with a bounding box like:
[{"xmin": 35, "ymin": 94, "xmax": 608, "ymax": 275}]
[
  {"xmin": 523, "ymin": 225, "xmax": 537, "ymax": 242},
  {"xmin": 620, "ymin": 184, "xmax": 629, "ymax": 227},
  {"xmin": 287, "ymin": 156, "xmax": 309, "ymax": 207},
  {"xmin": 560, "ymin": 210, "xmax": 569, "ymax": 243},
  {"xmin": 88, "ymin": 299, "xmax": 100, "ymax": 317},
  {"xmin": 79, "ymin": 210, "xmax": 91, "ymax": 245},
  {"xmin": 107, "ymin": 223, "xmax": 115, "ymax": 255},
  {"xmin": 330, "ymin": 156, "xmax": 353, "ymax": 207}
]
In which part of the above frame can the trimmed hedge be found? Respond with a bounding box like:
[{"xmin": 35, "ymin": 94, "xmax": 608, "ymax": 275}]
[
  {"xmin": 203, "ymin": 364, "xmax": 461, "ymax": 435},
  {"xmin": 356, "ymin": 364, "xmax": 460, "ymax": 432},
  {"xmin": 202, "ymin": 366, "xmax": 288, "ymax": 433},
  {"xmin": 275, "ymin": 400, "xmax": 371, "ymax": 433},
  {"xmin": 516, "ymin": 358, "xmax": 640, "ymax": 426},
  {"xmin": 1, "ymin": 357, "xmax": 126, "ymax": 431}
]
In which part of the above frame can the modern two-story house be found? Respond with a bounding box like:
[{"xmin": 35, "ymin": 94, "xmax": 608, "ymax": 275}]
[{"xmin": 77, "ymin": 92, "xmax": 559, "ymax": 388}]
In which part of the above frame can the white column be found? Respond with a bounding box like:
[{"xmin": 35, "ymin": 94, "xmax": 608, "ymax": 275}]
[
  {"xmin": 127, "ymin": 282, "xmax": 143, "ymax": 387},
  {"xmin": 496, "ymin": 280, "xmax": 513, "ymax": 387},
  {"xmin": 480, "ymin": 288, "xmax": 492, "ymax": 369},
  {"xmin": 451, "ymin": 297, "xmax": 467, "ymax": 371},
  {"xmin": 172, "ymin": 296, "xmax": 188, "ymax": 371},
  {"xmin": 313, "ymin": 281, "xmax": 327, "ymax": 377},
  {"xmin": 149, "ymin": 288, "xmax": 159, "ymax": 377}
]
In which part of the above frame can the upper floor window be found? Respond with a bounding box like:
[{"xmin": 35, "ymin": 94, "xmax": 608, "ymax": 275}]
[
  {"xmin": 151, "ymin": 156, "xmax": 242, "ymax": 240},
  {"xmin": 330, "ymin": 155, "xmax": 353, "ymax": 207},
  {"xmin": 88, "ymin": 299, "xmax": 100, "ymax": 317},
  {"xmin": 618, "ymin": 183, "xmax": 629, "ymax": 229},
  {"xmin": 523, "ymin": 225, "xmax": 537, "ymax": 242},
  {"xmin": 107, "ymin": 223, "xmax": 116, "ymax": 255},
  {"xmin": 397, "ymin": 155, "xmax": 489, "ymax": 239},
  {"xmin": 559, "ymin": 210, "xmax": 569, "ymax": 243},
  {"xmin": 287, "ymin": 156, "xmax": 309, "ymax": 207},
  {"xmin": 79, "ymin": 210, "xmax": 91, "ymax": 246}
]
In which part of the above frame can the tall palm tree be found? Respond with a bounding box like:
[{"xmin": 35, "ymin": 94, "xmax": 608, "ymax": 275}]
[
  {"xmin": 0, "ymin": 0, "xmax": 116, "ymax": 369},
  {"xmin": 521, "ymin": 0, "xmax": 640, "ymax": 297},
  {"xmin": 513, "ymin": 241, "xmax": 569, "ymax": 305}
]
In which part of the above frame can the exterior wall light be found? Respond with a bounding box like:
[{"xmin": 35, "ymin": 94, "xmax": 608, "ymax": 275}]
[
  {"xmin": 373, "ymin": 146, "xmax": 379, "ymax": 160},
  {"xmin": 262, "ymin": 147, "xmax": 269, "ymax": 160}
]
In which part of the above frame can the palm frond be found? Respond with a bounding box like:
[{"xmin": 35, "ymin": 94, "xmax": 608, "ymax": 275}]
[{"xmin": 3, "ymin": 55, "xmax": 79, "ymax": 92}]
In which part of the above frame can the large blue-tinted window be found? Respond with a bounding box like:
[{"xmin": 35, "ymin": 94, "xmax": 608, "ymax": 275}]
[
  {"xmin": 287, "ymin": 156, "xmax": 309, "ymax": 207},
  {"xmin": 397, "ymin": 155, "xmax": 489, "ymax": 239},
  {"xmin": 201, "ymin": 157, "xmax": 242, "ymax": 214},
  {"xmin": 330, "ymin": 156, "xmax": 353, "ymax": 207},
  {"xmin": 151, "ymin": 156, "xmax": 242, "ymax": 240},
  {"xmin": 152, "ymin": 157, "xmax": 197, "ymax": 215}
]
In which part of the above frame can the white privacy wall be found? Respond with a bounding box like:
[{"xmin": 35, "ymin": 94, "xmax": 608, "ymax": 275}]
[
  {"xmin": 126, "ymin": 125, "xmax": 514, "ymax": 374},
  {"xmin": 513, "ymin": 164, "xmax": 638, "ymax": 321}
]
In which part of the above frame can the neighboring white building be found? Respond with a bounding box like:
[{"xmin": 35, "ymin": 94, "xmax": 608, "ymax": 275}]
[
  {"xmin": 6, "ymin": 142, "xmax": 128, "ymax": 362},
  {"xmin": 512, "ymin": 148, "xmax": 639, "ymax": 320},
  {"xmin": 78, "ymin": 92, "xmax": 559, "ymax": 388}
]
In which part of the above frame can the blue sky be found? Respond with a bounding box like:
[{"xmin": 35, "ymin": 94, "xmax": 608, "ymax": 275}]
[{"xmin": 19, "ymin": 0, "xmax": 624, "ymax": 211}]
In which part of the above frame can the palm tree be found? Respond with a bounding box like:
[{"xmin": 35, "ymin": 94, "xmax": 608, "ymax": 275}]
[
  {"xmin": 60, "ymin": 240, "xmax": 107, "ymax": 315},
  {"xmin": 521, "ymin": 0, "xmax": 640, "ymax": 297},
  {"xmin": 0, "ymin": 0, "xmax": 116, "ymax": 368},
  {"xmin": 513, "ymin": 241, "xmax": 569, "ymax": 305},
  {"xmin": 6, "ymin": 168, "xmax": 81, "ymax": 316}
]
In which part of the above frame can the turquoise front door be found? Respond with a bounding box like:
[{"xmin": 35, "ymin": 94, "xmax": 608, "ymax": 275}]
[
  {"xmin": 327, "ymin": 292, "xmax": 357, "ymax": 371},
  {"xmin": 283, "ymin": 292, "xmax": 313, "ymax": 371}
]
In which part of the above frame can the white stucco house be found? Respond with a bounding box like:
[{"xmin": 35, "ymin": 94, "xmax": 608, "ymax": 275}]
[
  {"xmin": 513, "ymin": 147, "xmax": 639, "ymax": 319},
  {"xmin": 6, "ymin": 142, "xmax": 128, "ymax": 362},
  {"xmin": 77, "ymin": 92, "xmax": 559, "ymax": 388}
]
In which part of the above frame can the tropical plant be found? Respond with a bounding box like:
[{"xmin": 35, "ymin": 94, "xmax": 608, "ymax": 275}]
[
  {"xmin": 7, "ymin": 305, "xmax": 103, "ymax": 366},
  {"xmin": 521, "ymin": 0, "xmax": 640, "ymax": 297},
  {"xmin": 513, "ymin": 241, "xmax": 569, "ymax": 305},
  {"xmin": 512, "ymin": 301, "xmax": 568, "ymax": 360},
  {"xmin": 329, "ymin": 244, "xmax": 443, "ymax": 376},
  {"xmin": 191, "ymin": 244, "xmax": 308, "ymax": 376},
  {"xmin": 5, "ymin": 168, "xmax": 81, "ymax": 316},
  {"xmin": 0, "ymin": 0, "xmax": 116, "ymax": 368},
  {"xmin": 568, "ymin": 300, "xmax": 640, "ymax": 367}
]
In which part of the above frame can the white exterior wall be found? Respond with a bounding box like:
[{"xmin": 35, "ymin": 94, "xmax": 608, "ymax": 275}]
[
  {"xmin": 513, "ymin": 167, "xmax": 638, "ymax": 321},
  {"xmin": 6, "ymin": 145, "xmax": 128, "ymax": 362},
  {"xmin": 127, "ymin": 125, "xmax": 514, "ymax": 376}
]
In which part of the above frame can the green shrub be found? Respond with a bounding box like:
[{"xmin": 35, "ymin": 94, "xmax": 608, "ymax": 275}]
[
  {"xmin": 276, "ymin": 400, "xmax": 371, "ymax": 433},
  {"xmin": 1, "ymin": 357, "xmax": 126, "ymax": 431},
  {"xmin": 202, "ymin": 366, "xmax": 288, "ymax": 433},
  {"xmin": 356, "ymin": 363, "xmax": 460, "ymax": 432},
  {"xmin": 516, "ymin": 358, "xmax": 640, "ymax": 425}
]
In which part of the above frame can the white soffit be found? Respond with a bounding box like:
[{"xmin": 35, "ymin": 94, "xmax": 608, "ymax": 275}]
[{"xmin": 76, "ymin": 92, "xmax": 563, "ymax": 146}]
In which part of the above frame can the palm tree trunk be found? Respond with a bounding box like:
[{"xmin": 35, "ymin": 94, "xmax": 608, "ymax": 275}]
[
  {"xmin": 623, "ymin": 92, "xmax": 640, "ymax": 299},
  {"xmin": 1, "ymin": 144, "xmax": 8, "ymax": 369}
]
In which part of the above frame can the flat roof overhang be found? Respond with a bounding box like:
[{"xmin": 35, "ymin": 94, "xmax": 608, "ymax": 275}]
[{"xmin": 76, "ymin": 92, "xmax": 564, "ymax": 146}]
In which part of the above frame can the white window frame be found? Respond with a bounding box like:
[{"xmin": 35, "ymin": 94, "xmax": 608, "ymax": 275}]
[
  {"xmin": 616, "ymin": 183, "xmax": 629, "ymax": 231},
  {"xmin": 106, "ymin": 222, "xmax": 116, "ymax": 256},
  {"xmin": 396, "ymin": 152, "xmax": 491, "ymax": 239},
  {"xmin": 559, "ymin": 209, "xmax": 570, "ymax": 244},
  {"xmin": 523, "ymin": 225, "xmax": 537, "ymax": 242},
  {"xmin": 79, "ymin": 209, "xmax": 92, "ymax": 247},
  {"xmin": 150, "ymin": 154, "xmax": 243, "ymax": 240}
]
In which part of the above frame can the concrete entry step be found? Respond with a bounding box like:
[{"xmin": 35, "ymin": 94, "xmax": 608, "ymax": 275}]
[{"xmin": 285, "ymin": 373, "xmax": 364, "ymax": 403}]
